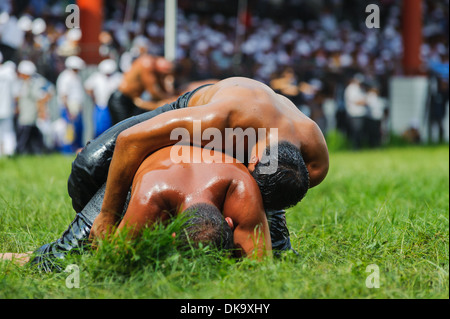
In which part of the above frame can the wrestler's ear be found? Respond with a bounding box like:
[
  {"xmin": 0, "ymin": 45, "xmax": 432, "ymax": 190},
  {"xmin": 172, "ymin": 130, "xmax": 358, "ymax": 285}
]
[
  {"xmin": 247, "ymin": 155, "xmax": 260, "ymax": 172},
  {"xmin": 250, "ymin": 155, "xmax": 260, "ymax": 165},
  {"xmin": 225, "ymin": 217, "xmax": 234, "ymax": 230}
]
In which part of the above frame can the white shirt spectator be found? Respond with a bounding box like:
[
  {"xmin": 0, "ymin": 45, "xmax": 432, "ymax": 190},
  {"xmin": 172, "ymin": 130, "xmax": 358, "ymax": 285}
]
[
  {"xmin": 0, "ymin": 15, "xmax": 24, "ymax": 49},
  {"xmin": 345, "ymin": 81, "xmax": 367, "ymax": 118},
  {"xmin": 0, "ymin": 60, "xmax": 17, "ymax": 156},
  {"xmin": 56, "ymin": 68, "xmax": 85, "ymax": 116},
  {"xmin": 366, "ymin": 90, "xmax": 385, "ymax": 120},
  {"xmin": 85, "ymin": 67, "xmax": 122, "ymax": 109},
  {"xmin": 0, "ymin": 61, "xmax": 17, "ymax": 119},
  {"xmin": 16, "ymin": 75, "xmax": 47, "ymax": 126}
]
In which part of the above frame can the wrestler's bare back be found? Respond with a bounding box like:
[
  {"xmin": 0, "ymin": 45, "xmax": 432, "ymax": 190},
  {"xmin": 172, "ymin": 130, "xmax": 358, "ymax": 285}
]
[
  {"xmin": 115, "ymin": 146, "xmax": 271, "ymax": 257},
  {"xmin": 188, "ymin": 77, "xmax": 329, "ymax": 187},
  {"xmin": 93, "ymin": 77, "xmax": 328, "ymax": 238},
  {"xmin": 118, "ymin": 56, "xmax": 151, "ymax": 98},
  {"xmin": 0, "ymin": 148, "xmax": 270, "ymax": 264},
  {"xmin": 123, "ymin": 146, "xmax": 260, "ymax": 225}
]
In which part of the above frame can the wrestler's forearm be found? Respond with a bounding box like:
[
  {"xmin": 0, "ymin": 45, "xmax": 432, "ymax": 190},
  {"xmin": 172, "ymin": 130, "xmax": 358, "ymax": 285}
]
[
  {"xmin": 99, "ymin": 145, "xmax": 138, "ymax": 221},
  {"xmin": 307, "ymin": 163, "xmax": 328, "ymax": 188},
  {"xmin": 97, "ymin": 125, "xmax": 166, "ymax": 225},
  {"xmin": 301, "ymin": 121, "xmax": 330, "ymax": 188},
  {"xmin": 99, "ymin": 103, "xmax": 229, "ymax": 221}
]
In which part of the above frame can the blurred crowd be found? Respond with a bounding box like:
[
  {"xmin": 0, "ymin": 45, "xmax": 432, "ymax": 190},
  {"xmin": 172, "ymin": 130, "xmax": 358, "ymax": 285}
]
[{"xmin": 0, "ymin": 0, "xmax": 449, "ymax": 156}]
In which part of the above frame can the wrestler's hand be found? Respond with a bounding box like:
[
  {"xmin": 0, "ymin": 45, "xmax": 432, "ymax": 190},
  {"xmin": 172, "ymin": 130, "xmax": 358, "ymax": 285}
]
[
  {"xmin": 0, "ymin": 252, "xmax": 33, "ymax": 266},
  {"xmin": 89, "ymin": 212, "xmax": 119, "ymax": 246}
]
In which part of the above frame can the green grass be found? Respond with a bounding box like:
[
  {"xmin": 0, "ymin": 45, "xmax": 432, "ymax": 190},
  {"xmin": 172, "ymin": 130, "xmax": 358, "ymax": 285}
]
[{"xmin": 0, "ymin": 146, "xmax": 448, "ymax": 299}]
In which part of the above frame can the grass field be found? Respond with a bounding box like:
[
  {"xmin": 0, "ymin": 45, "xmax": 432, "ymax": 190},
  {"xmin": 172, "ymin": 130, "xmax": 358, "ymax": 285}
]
[{"xmin": 0, "ymin": 146, "xmax": 448, "ymax": 299}]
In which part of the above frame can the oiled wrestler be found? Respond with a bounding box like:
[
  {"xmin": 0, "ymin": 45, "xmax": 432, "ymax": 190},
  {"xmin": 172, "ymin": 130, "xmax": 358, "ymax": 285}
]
[
  {"xmin": 70, "ymin": 76, "xmax": 329, "ymax": 254},
  {"xmin": 1, "ymin": 146, "xmax": 272, "ymax": 271}
]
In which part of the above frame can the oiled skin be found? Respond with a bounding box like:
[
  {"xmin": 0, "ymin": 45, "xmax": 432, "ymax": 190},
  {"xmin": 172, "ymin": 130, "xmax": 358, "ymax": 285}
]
[
  {"xmin": 118, "ymin": 54, "xmax": 172, "ymax": 103},
  {"xmin": 93, "ymin": 77, "xmax": 329, "ymax": 238},
  {"xmin": 115, "ymin": 146, "xmax": 271, "ymax": 258}
]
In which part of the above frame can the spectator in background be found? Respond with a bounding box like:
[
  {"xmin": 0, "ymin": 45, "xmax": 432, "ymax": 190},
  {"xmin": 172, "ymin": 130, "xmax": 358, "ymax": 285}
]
[
  {"xmin": 56, "ymin": 55, "xmax": 86, "ymax": 153},
  {"xmin": 56, "ymin": 28, "xmax": 82, "ymax": 58},
  {"xmin": 0, "ymin": 13, "xmax": 25, "ymax": 62},
  {"xmin": 427, "ymin": 74, "xmax": 449, "ymax": 144},
  {"xmin": 85, "ymin": 59, "xmax": 123, "ymax": 137},
  {"xmin": 15, "ymin": 60, "xmax": 49, "ymax": 154},
  {"xmin": 34, "ymin": 79, "xmax": 55, "ymax": 153},
  {"xmin": 0, "ymin": 53, "xmax": 17, "ymax": 157},
  {"xmin": 402, "ymin": 119, "xmax": 422, "ymax": 144},
  {"xmin": 308, "ymin": 79, "xmax": 327, "ymax": 135},
  {"xmin": 344, "ymin": 74, "xmax": 367, "ymax": 149},
  {"xmin": 119, "ymin": 35, "xmax": 150, "ymax": 73},
  {"xmin": 270, "ymin": 67, "xmax": 302, "ymax": 108},
  {"xmin": 334, "ymin": 81, "xmax": 348, "ymax": 135},
  {"xmin": 0, "ymin": 0, "xmax": 449, "ymax": 151},
  {"xmin": 366, "ymin": 85, "xmax": 386, "ymax": 148}
]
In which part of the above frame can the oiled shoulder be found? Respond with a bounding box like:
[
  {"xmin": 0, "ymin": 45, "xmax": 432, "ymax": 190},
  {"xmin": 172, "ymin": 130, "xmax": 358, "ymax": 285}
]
[{"xmin": 225, "ymin": 164, "xmax": 260, "ymax": 198}]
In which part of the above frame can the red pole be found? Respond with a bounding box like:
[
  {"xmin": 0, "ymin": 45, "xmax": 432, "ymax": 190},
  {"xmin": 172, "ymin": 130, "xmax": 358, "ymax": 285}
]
[
  {"xmin": 402, "ymin": 0, "xmax": 423, "ymax": 75},
  {"xmin": 77, "ymin": 0, "xmax": 103, "ymax": 64}
]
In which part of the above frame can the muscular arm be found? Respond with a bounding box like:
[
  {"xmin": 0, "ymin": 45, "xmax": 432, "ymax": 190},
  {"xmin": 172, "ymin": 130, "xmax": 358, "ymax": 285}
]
[
  {"xmin": 300, "ymin": 120, "xmax": 330, "ymax": 188},
  {"xmin": 276, "ymin": 93, "xmax": 329, "ymax": 188},
  {"xmin": 114, "ymin": 192, "xmax": 167, "ymax": 239},
  {"xmin": 223, "ymin": 176, "xmax": 272, "ymax": 259},
  {"xmin": 140, "ymin": 69, "xmax": 165, "ymax": 101},
  {"xmin": 96, "ymin": 101, "xmax": 232, "ymax": 237},
  {"xmin": 140, "ymin": 65, "xmax": 174, "ymax": 102}
]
